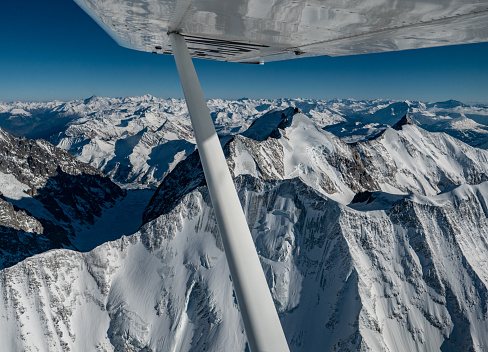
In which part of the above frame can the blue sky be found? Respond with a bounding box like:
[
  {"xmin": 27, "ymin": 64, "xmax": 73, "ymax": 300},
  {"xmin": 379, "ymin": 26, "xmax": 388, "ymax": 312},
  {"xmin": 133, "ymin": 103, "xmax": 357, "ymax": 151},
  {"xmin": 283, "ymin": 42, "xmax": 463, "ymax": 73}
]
[{"xmin": 1, "ymin": 0, "xmax": 487, "ymax": 103}]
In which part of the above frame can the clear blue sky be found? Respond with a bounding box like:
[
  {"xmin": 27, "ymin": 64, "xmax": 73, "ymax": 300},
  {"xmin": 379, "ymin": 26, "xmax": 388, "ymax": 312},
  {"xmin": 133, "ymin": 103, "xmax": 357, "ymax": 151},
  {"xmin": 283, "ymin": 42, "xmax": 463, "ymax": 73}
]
[{"xmin": 1, "ymin": 0, "xmax": 487, "ymax": 103}]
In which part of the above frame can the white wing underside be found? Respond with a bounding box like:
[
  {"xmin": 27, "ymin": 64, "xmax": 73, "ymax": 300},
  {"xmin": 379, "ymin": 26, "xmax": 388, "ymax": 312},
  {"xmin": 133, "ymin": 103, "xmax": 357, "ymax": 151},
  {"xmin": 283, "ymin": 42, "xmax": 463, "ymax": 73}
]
[{"xmin": 74, "ymin": 0, "xmax": 488, "ymax": 62}]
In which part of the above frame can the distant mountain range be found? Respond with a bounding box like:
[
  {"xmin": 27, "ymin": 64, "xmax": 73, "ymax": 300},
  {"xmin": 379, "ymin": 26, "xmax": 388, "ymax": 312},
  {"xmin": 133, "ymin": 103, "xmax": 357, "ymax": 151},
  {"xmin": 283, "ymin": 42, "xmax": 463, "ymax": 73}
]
[
  {"xmin": 1, "ymin": 96, "xmax": 487, "ymax": 187},
  {"xmin": 0, "ymin": 97, "xmax": 487, "ymax": 351}
]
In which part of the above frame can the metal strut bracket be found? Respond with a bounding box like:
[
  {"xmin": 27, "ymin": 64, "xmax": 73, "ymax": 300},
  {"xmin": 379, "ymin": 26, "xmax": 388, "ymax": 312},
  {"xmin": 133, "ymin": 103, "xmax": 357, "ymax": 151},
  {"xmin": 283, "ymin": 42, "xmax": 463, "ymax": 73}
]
[{"xmin": 169, "ymin": 33, "xmax": 290, "ymax": 352}]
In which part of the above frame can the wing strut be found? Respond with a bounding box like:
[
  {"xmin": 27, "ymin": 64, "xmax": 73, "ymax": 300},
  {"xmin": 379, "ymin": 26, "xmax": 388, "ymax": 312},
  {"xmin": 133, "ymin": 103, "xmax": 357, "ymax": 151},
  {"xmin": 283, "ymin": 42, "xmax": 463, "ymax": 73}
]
[{"xmin": 169, "ymin": 32, "xmax": 290, "ymax": 352}]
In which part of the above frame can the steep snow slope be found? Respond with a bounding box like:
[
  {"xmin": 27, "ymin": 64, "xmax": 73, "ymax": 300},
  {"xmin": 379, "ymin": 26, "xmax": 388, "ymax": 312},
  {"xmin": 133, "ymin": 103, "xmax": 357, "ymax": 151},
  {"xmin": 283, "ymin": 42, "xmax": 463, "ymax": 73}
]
[
  {"xmin": 230, "ymin": 110, "xmax": 378, "ymax": 203},
  {"xmin": 1, "ymin": 176, "xmax": 488, "ymax": 351},
  {"xmin": 353, "ymin": 120, "xmax": 488, "ymax": 196},
  {"xmin": 341, "ymin": 183, "xmax": 488, "ymax": 351},
  {"xmin": 73, "ymin": 188, "xmax": 153, "ymax": 252}
]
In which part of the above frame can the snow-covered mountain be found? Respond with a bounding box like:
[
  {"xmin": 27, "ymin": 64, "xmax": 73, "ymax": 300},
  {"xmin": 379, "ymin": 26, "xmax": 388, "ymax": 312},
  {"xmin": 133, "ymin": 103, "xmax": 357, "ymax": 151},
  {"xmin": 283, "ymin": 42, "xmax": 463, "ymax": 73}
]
[
  {"xmin": 2, "ymin": 175, "xmax": 488, "ymax": 351},
  {"xmin": 145, "ymin": 107, "xmax": 488, "ymax": 224},
  {"xmin": 0, "ymin": 97, "xmax": 488, "ymax": 351},
  {"xmin": 2, "ymin": 96, "xmax": 487, "ymax": 187},
  {"xmin": 0, "ymin": 128, "xmax": 126, "ymax": 269}
]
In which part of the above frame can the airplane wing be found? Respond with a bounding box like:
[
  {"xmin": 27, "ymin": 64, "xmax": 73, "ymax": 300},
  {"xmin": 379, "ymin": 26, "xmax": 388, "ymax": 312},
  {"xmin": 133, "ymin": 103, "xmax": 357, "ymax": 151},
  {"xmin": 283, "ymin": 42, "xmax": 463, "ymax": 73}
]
[{"xmin": 73, "ymin": 0, "xmax": 488, "ymax": 63}]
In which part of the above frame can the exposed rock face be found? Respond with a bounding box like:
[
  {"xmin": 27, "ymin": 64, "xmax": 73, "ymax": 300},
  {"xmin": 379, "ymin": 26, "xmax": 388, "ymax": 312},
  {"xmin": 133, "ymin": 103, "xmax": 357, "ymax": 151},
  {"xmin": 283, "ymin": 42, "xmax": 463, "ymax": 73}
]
[
  {"xmin": 143, "ymin": 150, "xmax": 205, "ymax": 223},
  {"xmin": 0, "ymin": 196, "xmax": 46, "ymax": 269},
  {"xmin": 35, "ymin": 169, "xmax": 123, "ymax": 225},
  {"xmin": 392, "ymin": 113, "xmax": 415, "ymax": 130},
  {"xmin": 0, "ymin": 128, "xmax": 103, "ymax": 194},
  {"xmin": 0, "ymin": 128, "xmax": 124, "ymax": 268},
  {"xmin": 0, "ymin": 196, "xmax": 42, "ymax": 234}
]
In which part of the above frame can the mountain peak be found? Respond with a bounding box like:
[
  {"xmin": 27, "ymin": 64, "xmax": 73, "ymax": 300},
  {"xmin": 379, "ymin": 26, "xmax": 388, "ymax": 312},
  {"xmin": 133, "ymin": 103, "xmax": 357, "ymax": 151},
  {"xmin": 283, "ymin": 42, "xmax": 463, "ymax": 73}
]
[
  {"xmin": 241, "ymin": 107, "xmax": 302, "ymax": 142},
  {"xmin": 392, "ymin": 114, "xmax": 415, "ymax": 130},
  {"xmin": 432, "ymin": 99, "xmax": 466, "ymax": 109},
  {"xmin": 83, "ymin": 95, "xmax": 99, "ymax": 104}
]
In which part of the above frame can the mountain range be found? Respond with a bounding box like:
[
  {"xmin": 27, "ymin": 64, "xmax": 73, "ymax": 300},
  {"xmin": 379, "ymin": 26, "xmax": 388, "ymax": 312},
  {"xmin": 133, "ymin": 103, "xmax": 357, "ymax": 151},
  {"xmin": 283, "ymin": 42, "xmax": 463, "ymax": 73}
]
[{"xmin": 0, "ymin": 96, "xmax": 487, "ymax": 351}]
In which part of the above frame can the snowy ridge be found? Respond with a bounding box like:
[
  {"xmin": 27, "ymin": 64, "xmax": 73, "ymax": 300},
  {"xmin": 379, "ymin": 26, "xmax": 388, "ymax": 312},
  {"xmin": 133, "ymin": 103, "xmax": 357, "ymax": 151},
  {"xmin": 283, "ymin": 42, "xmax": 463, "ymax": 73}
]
[
  {"xmin": 2, "ymin": 96, "xmax": 487, "ymax": 187},
  {"xmin": 146, "ymin": 107, "xmax": 488, "ymax": 224},
  {"xmin": 228, "ymin": 110, "xmax": 378, "ymax": 204},
  {"xmin": 1, "ymin": 176, "xmax": 488, "ymax": 351},
  {"xmin": 340, "ymin": 183, "xmax": 488, "ymax": 351},
  {"xmin": 143, "ymin": 108, "xmax": 377, "ymax": 222},
  {"xmin": 353, "ymin": 123, "xmax": 488, "ymax": 196}
]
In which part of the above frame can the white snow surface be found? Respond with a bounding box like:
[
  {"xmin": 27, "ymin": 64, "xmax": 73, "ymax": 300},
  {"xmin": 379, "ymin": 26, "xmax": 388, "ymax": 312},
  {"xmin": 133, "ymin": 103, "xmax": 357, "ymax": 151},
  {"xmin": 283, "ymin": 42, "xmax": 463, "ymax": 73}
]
[
  {"xmin": 354, "ymin": 124, "xmax": 488, "ymax": 196},
  {"xmin": 0, "ymin": 172, "xmax": 30, "ymax": 200},
  {"xmin": 0, "ymin": 97, "xmax": 488, "ymax": 351},
  {"xmin": 1, "ymin": 176, "xmax": 488, "ymax": 351}
]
